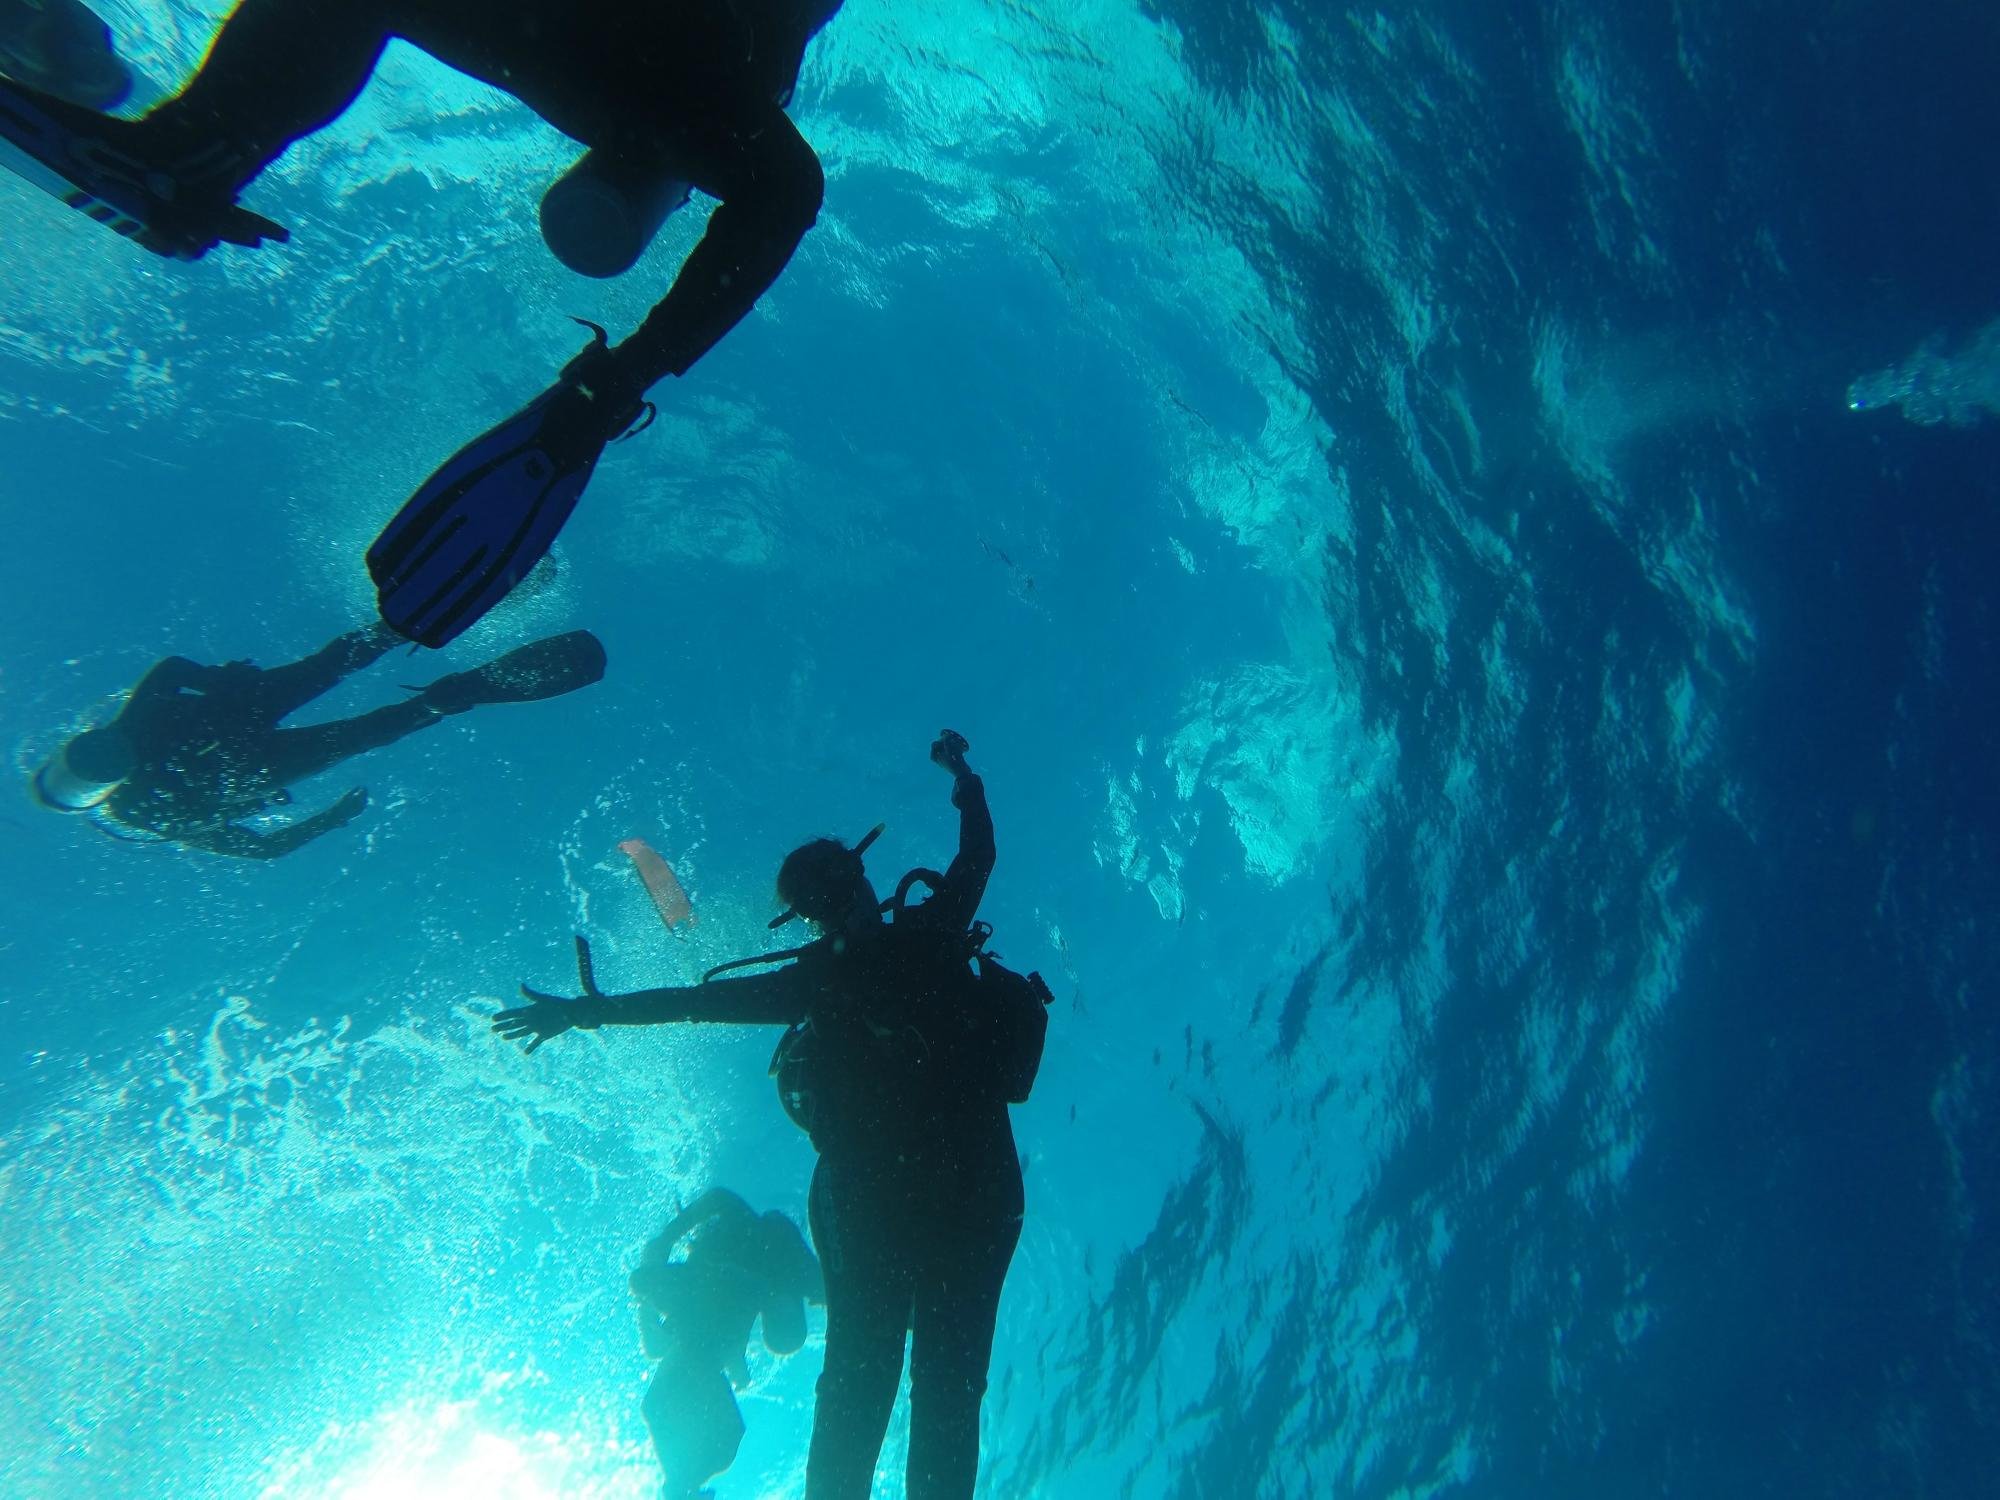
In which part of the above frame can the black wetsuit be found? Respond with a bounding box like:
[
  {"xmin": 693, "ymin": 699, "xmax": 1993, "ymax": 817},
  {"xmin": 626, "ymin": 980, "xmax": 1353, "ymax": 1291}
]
[
  {"xmin": 98, "ymin": 626, "xmax": 433, "ymax": 857},
  {"xmin": 137, "ymin": 0, "xmax": 842, "ymax": 388},
  {"xmin": 587, "ymin": 774, "xmax": 1021, "ymax": 1500}
]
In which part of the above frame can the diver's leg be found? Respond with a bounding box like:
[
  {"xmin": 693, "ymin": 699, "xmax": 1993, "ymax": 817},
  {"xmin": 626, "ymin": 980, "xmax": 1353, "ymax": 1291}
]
[
  {"xmin": 258, "ymin": 697, "xmax": 440, "ymax": 787},
  {"xmin": 132, "ymin": 0, "xmax": 400, "ymax": 187},
  {"xmin": 603, "ymin": 96, "xmax": 825, "ymax": 394},
  {"xmin": 644, "ymin": 1359, "xmax": 745, "ymax": 1500},
  {"xmin": 691, "ymin": 1371, "xmax": 747, "ymax": 1493},
  {"xmin": 252, "ymin": 624, "xmax": 403, "ymax": 721},
  {"xmin": 641, "ymin": 1357, "xmax": 681, "ymax": 1477},
  {"xmin": 904, "ymin": 1211, "xmax": 1022, "ymax": 1500},
  {"xmin": 804, "ymin": 1162, "xmax": 912, "ymax": 1500}
]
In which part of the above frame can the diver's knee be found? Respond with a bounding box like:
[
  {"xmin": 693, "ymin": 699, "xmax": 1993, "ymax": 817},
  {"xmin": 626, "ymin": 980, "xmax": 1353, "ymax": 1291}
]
[
  {"xmin": 762, "ymin": 133, "xmax": 824, "ymax": 243},
  {"xmin": 914, "ymin": 1368, "xmax": 988, "ymax": 1408}
]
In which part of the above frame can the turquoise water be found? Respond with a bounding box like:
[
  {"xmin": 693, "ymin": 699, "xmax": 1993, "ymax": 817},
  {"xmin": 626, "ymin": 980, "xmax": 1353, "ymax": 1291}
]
[{"xmin": 3, "ymin": 3, "xmax": 1997, "ymax": 1497}]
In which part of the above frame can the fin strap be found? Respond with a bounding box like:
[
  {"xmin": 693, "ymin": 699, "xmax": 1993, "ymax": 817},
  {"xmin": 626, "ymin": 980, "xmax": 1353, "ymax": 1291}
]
[{"xmin": 574, "ymin": 934, "xmax": 605, "ymax": 997}]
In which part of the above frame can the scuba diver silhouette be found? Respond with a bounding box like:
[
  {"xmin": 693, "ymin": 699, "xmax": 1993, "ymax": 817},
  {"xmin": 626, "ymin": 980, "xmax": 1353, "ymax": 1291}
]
[
  {"xmin": 31, "ymin": 625, "xmax": 605, "ymax": 857},
  {"xmin": 0, "ymin": 0, "xmax": 841, "ymax": 646},
  {"xmin": 494, "ymin": 731, "xmax": 1053, "ymax": 1500},
  {"xmin": 630, "ymin": 1187, "xmax": 822, "ymax": 1500}
]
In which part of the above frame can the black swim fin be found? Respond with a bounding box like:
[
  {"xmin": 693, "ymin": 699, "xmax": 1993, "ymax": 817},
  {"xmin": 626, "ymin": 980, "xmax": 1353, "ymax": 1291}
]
[
  {"xmin": 367, "ymin": 323, "xmax": 652, "ymax": 649},
  {"xmin": 419, "ymin": 630, "xmax": 608, "ymax": 715},
  {"xmin": 0, "ymin": 72, "xmax": 286, "ymax": 259}
]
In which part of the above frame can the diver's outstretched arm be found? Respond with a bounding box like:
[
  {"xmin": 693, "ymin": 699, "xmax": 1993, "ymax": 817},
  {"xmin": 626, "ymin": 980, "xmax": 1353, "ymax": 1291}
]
[
  {"xmin": 125, "ymin": 655, "xmax": 216, "ymax": 704},
  {"xmin": 492, "ymin": 963, "xmax": 806, "ymax": 1054},
  {"xmin": 103, "ymin": 656, "xmax": 237, "ymax": 750},
  {"xmin": 169, "ymin": 788, "xmax": 367, "ymax": 860},
  {"xmin": 167, "ymin": 823, "xmax": 296, "ymax": 860},
  {"xmin": 592, "ymin": 968, "xmax": 806, "ymax": 1027}
]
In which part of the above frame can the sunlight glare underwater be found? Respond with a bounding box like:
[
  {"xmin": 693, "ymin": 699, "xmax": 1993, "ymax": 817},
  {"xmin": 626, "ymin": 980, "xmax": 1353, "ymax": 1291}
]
[{"xmin": 258, "ymin": 1389, "xmax": 648, "ymax": 1500}]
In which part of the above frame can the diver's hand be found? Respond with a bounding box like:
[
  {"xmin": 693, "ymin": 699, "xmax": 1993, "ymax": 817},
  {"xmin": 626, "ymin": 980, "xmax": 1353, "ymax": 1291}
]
[
  {"xmin": 492, "ymin": 987, "xmax": 599, "ymax": 1054},
  {"xmin": 493, "ymin": 937, "xmax": 609, "ymax": 1054},
  {"xmin": 327, "ymin": 787, "xmax": 368, "ymax": 827},
  {"xmin": 269, "ymin": 786, "xmax": 367, "ymax": 855},
  {"xmin": 931, "ymin": 729, "xmax": 971, "ymax": 776}
]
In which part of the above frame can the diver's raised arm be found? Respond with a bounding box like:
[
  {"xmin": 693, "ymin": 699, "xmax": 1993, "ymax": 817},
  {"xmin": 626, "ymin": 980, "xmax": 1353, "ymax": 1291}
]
[
  {"xmin": 125, "ymin": 655, "xmax": 213, "ymax": 705},
  {"xmin": 642, "ymin": 1187, "xmax": 756, "ymax": 1266},
  {"xmin": 927, "ymin": 730, "xmax": 994, "ymax": 929}
]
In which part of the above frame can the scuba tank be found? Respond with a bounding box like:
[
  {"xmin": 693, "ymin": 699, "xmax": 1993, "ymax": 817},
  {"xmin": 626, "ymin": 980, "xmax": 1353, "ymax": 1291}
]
[
  {"xmin": 539, "ymin": 149, "xmax": 692, "ymax": 279},
  {"xmin": 702, "ymin": 860, "xmax": 1055, "ymax": 1142}
]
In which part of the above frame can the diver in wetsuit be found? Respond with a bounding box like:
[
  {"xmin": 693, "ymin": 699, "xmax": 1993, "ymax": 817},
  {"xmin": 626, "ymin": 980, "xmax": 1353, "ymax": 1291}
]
[
  {"xmin": 0, "ymin": 0, "xmax": 842, "ymax": 646},
  {"xmin": 630, "ymin": 1186, "xmax": 822, "ymax": 1500},
  {"xmin": 31, "ymin": 625, "xmax": 605, "ymax": 858},
  {"xmin": 495, "ymin": 731, "xmax": 1030, "ymax": 1500}
]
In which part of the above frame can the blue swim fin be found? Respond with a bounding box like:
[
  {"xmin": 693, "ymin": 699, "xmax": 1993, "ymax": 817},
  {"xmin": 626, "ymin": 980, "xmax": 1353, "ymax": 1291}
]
[
  {"xmin": 367, "ymin": 324, "xmax": 652, "ymax": 649},
  {"xmin": 0, "ymin": 71, "xmax": 285, "ymax": 259}
]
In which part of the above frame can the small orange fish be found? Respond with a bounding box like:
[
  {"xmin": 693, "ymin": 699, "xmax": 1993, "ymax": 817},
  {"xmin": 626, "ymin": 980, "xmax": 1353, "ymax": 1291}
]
[{"xmin": 619, "ymin": 838, "xmax": 696, "ymax": 933}]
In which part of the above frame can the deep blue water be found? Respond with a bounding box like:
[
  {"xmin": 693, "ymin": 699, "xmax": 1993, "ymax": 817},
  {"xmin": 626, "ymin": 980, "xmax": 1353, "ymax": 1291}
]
[{"xmin": 3, "ymin": 2, "xmax": 1996, "ymax": 1497}]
